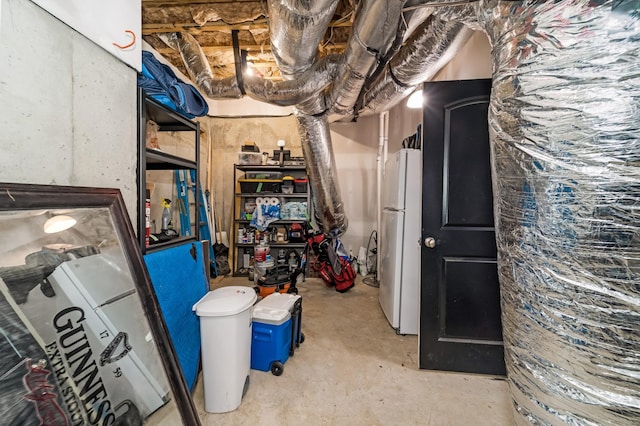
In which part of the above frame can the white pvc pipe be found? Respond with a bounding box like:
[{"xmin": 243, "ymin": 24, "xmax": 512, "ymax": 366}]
[{"xmin": 376, "ymin": 111, "xmax": 389, "ymax": 281}]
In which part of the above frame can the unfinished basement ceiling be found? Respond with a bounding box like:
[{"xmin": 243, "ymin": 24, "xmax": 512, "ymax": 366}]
[{"xmin": 142, "ymin": 0, "xmax": 356, "ymax": 80}]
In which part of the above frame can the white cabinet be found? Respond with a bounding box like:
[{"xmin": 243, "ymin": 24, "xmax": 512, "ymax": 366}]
[{"xmin": 31, "ymin": 0, "xmax": 141, "ymax": 70}]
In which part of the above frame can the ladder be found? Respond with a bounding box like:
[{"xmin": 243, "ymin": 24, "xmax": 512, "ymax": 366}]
[{"xmin": 174, "ymin": 170, "xmax": 218, "ymax": 277}]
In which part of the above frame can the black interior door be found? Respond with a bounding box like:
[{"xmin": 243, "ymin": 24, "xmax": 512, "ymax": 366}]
[{"xmin": 419, "ymin": 79, "xmax": 505, "ymax": 376}]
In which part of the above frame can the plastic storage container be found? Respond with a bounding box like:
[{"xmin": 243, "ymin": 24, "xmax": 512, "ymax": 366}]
[
  {"xmin": 251, "ymin": 306, "xmax": 292, "ymax": 375},
  {"xmin": 253, "ymin": 257, "xmax": 274, "ymax": 284},
  {"xmin": 239, "ymin": 178, "xmax": 282, "ymax": 193},
  {"xmin": 238, "ymin": 152, "xmax": 262, "ymax": 165},
  {"xmin": 193, "ymin": 286, "xmax": 257, "ymax": 413},
  {"xmin": 293, "ymin": 178, "xmax": 308, "ymax": 193},
  {"xmin": 245, "ymin": 171, "xmax": 283, "ymax": 180}
]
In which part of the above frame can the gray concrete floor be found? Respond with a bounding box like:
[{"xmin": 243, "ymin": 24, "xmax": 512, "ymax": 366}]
[{"xmin": 193, "ymin": 275, "xmax": 514, "ymax": 425}]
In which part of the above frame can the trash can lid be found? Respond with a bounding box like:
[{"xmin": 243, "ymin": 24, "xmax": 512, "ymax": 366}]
[{"xmin": 193, "ymin": 286, "xmax": 257, "ymax": 317}]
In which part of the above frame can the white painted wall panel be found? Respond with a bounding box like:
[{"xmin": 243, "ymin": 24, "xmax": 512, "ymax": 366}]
[
  {"xmin": 331, "ymin": 114, "xmax": 379, "ymax": 254},
  {"xmin": 30, "ymin": 0, "xmax": 141, "ymax": 70}
]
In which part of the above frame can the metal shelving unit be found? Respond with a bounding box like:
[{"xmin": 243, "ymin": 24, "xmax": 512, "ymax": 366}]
[
  {"xmin": 137, "ymin": 88, "xmax": 200, "ymax": 254},
  {"xmin": 232, "ymin": 163, "xmax": 309, "ymax": 276}
]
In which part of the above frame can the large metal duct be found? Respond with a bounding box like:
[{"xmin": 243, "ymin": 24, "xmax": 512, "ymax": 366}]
[
  {"xmin": 244, "ymin": 55, "xmax": 340, "ymax": 106},
  {"xmin": 159, "ymin": 32, "xmax": 341, "ymax": 107},
  {"xmin": 267, "ymin": 0, "xmax": 339, "ymax": 77},
  {"xmin": 295, "ymin": 112, "xmax": 348, "ymax": 237},
  {"xmin": 268, "ymin": 0, "xmax": 351, "ymax": 235},
  {"xmin": 158, "ymin": 32, "xmax": 243, "ymax": 99},
  {"xmin": 166, "ymin": 0, "xmax": 348, "ymax": 236},
  {"xmin": 287, "ymin": 0, "xmax": 406, "ymax": 234},
  {"xmin": 360, "ymin": 14, "xmax": 473, "ymax": 115},
  {"xmin": 327, "ymin": 0, "xmax": 407, "ymax": 116},
  {"xmin": 475, "ymin": 0, "xmax": 640, "ymax": 424}
]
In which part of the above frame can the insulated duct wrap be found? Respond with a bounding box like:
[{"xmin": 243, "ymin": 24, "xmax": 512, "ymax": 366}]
[
  {"xmin": 328, "ymin": 0, "xmax": 407, "ymax": 115},
  {"xmin": 268, "ymin": 0, "xmax": 348, "ymax": 235},
  {"xmin": 361, "ymin": 15, "xmax": 473, "ymax": 114},
  {"xmin": 268, "ymin": 0, "xmax": 340, "ymax": 77},
  {"xmin": 243, "ymin": 55, "xmax": 340, "ymax": 106},
  {"xmin": 482, "ymin": 1, "xmax": 640, "ymax": 424},
  {"xmin": 158, "ymin": 32, "xmax": 242, "ymax": 99},
  {"xmin": 295, "ymin": 112, "xmax": 348, "ymax": 236},
  {"xmin": 159, "ymin": 32, "xmax": 338, "ymax": 107}
]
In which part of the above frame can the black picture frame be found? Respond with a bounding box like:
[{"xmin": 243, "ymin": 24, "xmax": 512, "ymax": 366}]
[{"xmin": 0, "ymin": 183, "xmax": 200, "ymax": 425}]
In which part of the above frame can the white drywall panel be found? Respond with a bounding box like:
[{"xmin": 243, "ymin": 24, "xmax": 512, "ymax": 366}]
[
  {"xmin": 31, "ymin": 0, "xmax": 141, "ymax": 71},
  {"xmin": 330, "ymin": 114, "xmax": 379, "ymax": 254}
]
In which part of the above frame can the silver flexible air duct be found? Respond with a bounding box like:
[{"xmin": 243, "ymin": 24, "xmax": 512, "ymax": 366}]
[
  {"xmin": 401, "ymin": 6, "xmax": 433, "ymax": 42},
  {"xmin": 268, "ymin": 0, "xmax": 348, "ymax": 235},
  {"xmin": 159, "ymin": 32, "xmax": 340, "ymax": 107},
  {"xmin": 267, "ymin": 0, "xmax": 340, "ymax": 77},
  {"xmin": 361, "ymin": 15, "xmax": 473, "ymax": 114},
  {"xmin": 295, "ymin": 111, "xmax": 348, "ymax": 237},
  {"xmin": 327, "ymin": 0, "xmax": 407, "ymax": 115},
  {"xmin": 244, "ymin": 54, "xmax": 340, "ymax": 106},
  {"xmin": 158, "ymin": 32, "xmax": 243, "ymax": 99},
  {"xmin": 475, "ymin": 0, "xmax": 640, "ymax": 424},
  {"xmin": 406, "ymin": 0, "xmax": 481, "ymax": 29}
]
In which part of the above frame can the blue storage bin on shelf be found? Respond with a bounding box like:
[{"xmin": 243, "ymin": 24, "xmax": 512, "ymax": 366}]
[{"xmin": 251, "ymin": 306, "xmax": 291, "ymax": 376}]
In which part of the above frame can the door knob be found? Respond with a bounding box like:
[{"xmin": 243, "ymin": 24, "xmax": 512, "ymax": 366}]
[{"xmin": 424, "ymin": 237, "xmax": 436, "ymax": 248}]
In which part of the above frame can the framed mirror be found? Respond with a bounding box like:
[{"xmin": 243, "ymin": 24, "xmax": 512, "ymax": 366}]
[{"xmin": 0, "ymin": 183, "xmax": 200, "ymax": 425}]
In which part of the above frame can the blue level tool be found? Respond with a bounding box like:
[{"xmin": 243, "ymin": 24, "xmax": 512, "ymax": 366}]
[
  {"xmin": 174, "ymin": 169, "xmax": 217, "ymax": 276},
  {"xmin": 174, "ymin": 170, "xmax": 192, "ymax": 236}
]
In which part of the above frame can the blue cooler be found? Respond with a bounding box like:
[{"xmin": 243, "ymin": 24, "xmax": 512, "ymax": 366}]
[
  {"xmin": 255, "ymin": 293, "xmax": 303, "ymax": 355},
  {"xmin": 251, "ymin": 306, "xmax": 291, "ymax": 376}
]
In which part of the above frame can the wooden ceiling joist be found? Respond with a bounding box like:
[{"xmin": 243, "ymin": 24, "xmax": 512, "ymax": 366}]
[
  {"xmin": 142, "ymin": 19, "xmax": 353, "ymax": 35},
  {"xmin": 151, "ymin": 42, "xmax": 347, "ymax": 55}
]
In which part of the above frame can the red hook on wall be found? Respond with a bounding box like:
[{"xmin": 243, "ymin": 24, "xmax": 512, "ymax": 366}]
[{"xmin": 113, "ymin": 30, "xmax": 136, "ymax": 49}]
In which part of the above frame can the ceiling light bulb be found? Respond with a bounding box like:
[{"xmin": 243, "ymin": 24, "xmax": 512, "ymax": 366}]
[
  {"xmin": 44, "ymin": 215, "xmax": 77, "ymax": 234},
  {"xmin": 245, "ymin": 65, "xmax": 254, "ymax": 77},
  {"xmin": 407, "ymin": 89, "xmax": 423, "ymax": 109}
]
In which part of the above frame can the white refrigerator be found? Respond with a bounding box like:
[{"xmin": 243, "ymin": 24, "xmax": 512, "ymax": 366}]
[{"xmin": 379, "ymin": 149, "xmax": 422, "ymax": 335}]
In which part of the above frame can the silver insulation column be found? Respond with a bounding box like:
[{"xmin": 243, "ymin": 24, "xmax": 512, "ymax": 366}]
[
  {"xmin": 295, "ymin": 112, "xmax": 348, "ymax": 237},
  {"xmin": 480, "ymin": 1, "xmax": 640, "ymax": 424}
]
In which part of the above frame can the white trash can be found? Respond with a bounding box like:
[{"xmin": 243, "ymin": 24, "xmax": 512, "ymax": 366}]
[{"xmin": 193, "ymin": 286, "xmax": 257, "ymax": 413}]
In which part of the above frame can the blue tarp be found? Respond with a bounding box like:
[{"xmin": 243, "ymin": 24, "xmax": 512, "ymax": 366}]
[{"xmin": 138, "ymin": 51, "xmax": 209, "ymax": 118}]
